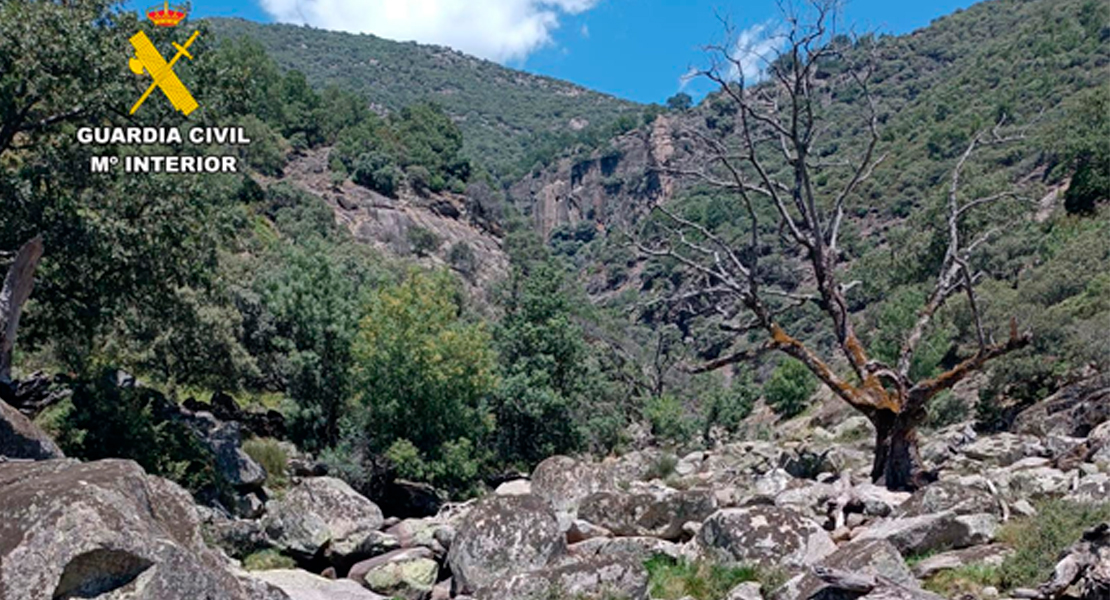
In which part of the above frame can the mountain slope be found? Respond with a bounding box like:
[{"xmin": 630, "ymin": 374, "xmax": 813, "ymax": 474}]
[{"xmin": 206, "ymin": 18, "xmax": 645, "ymax": 178}]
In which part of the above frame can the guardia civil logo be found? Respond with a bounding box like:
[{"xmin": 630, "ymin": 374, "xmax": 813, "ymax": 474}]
[{"xmin": 128, "ymin": 3, "xmax": 199, "ymax": 116}]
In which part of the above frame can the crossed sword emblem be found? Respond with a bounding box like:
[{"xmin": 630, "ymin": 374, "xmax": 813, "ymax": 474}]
[{"xmin": 128, "ymin": 30, "xmax": 200, "ymax": 116}]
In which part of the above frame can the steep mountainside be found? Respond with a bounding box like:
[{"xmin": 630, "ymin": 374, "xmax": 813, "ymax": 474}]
[
  {"xmin": 509, "ymin": 0, "xmax": 1108, "ymax": 291},
  {"xmin": 207, "ymin": 18, "xmax": 645, "ymax": 178}
]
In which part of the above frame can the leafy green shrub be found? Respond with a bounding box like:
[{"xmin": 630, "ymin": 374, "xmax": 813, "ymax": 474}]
[
  {"xmin": 352, "ymin": 151, "xmax": 401, "ymax": 196},
  {"xmin": 700, "ymin": 371, "xmax": 757, "ymax": 440},
  {"xmin": 242, "ymin": 549, "xmax": 295, "ymax": 571},
  {"xmin": 644, "ymin": 555, "xmax": 759, "ymax": 600},
  {"xmin": 995, "ymin": 499, "xmax": 1110, "ymax": 590},
  {"xmin": 350, "ymin": 270, "xmax": 497, "ymax": 496},
  {"xmin": 644, "ymin": 453, "xmax": 679, "ymax": 481},
  {"xmin": 407, "ymin": 226, "xmax": 441, "ymax": 256},
  {"xmin": 406, "ymin": 164, "xmax": 432, "ymax": 195},
  {"xmin": 241, "ymin": 437, "xmax": 289, "ymax": 488},
  {"xmin": 51, "ymin": 371, "xmax": 222, "ymax": 496},
  {"xmin": 448, "ymin": 241, "xmax": 477, "ymax": 276},
  {"xmin": 764, "ymin": 359, "xmax": 818, "ymax": 418},
  {"xmin": 384, "ymin": 438, "xmax": 428, "ymax": 481},
  {"xmin": 644, "ymin": 395, "xmax": 694, "ymax": 444}
]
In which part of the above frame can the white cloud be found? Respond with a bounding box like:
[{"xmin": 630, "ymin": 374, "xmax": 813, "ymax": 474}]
[
  {"xmin": 727, "ymin": 22, "xmax": 785, "ymax": 83},
  {"xmin": 580, "ymin": 24, "xmax": 589, "ymax": 38},
  {"xmin": 257, "ymin": 0, "xmax": 601, "ymax": 63},
  {"xmin": 677, "ymin": 66, "xmax": 698, "ymax": 92}
]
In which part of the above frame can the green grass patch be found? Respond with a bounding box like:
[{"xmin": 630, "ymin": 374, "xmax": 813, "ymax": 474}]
[
  {"xmin": 922, "ymin": 564, "xmax": 1000, "ymax": 598},
  {"xmin": 994, "ymin": 499, "xmax": 1110, "ymax": 590},
  {"xmin": 242, "ymin": 437, "xmax": 289, "ymax": 488},
  {"xmin": 242, "ymin": 549, "xmax": 295, "ymax": 571},
  {"xmin": 645, "ymin": 555, "xmax": 760, "ymax": 600}
]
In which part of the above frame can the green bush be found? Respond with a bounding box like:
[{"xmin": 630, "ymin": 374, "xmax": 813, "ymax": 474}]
[
  {"xmin": 241, "ymin": 437, "xmax": 289, "ymax": 488},
  {"xmin": 645, "ymin": 555, "xmax": 760, "ymax": 600},
  {"xmin": 242, "ymin": 549, "xmax": 296, "ymax": 571},
  {"xmin": 644, "ymin": 395, "xmax": 694, "ymax": 445},
  {"xmin": 51, "ymin": 371, "xmax": 223, "ymax": 497},
  {"xmin": 350, "ymin": 270, "xmax": 497, "ymax": 496},
  {"xmin": 700, "ymin": 371, "xmax": 757, "ymax": 440},
  {"xmin": 995, "ymin": 499, "xmax": 1110, "ymax": 590},
  {"xmin": 764, "ymin": 359, "xmax": 819, "ymax": 419},
  {"xmin": 407, "ymin": 226, "xmax": 441, "ymax": 257}
]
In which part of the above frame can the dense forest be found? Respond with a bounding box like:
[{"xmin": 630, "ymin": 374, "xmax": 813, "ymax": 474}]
[{"xmin": 1, "ymin": 0, "xmax": 1109, "ymax": 596}]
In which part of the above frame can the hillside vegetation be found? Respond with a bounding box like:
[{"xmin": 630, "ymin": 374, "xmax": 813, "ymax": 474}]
[{"xmin": 206, "ymin": 18, "xmax": 648, "ymax": 180}]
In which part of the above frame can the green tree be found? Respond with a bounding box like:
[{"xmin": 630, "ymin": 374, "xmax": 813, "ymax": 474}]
[
  {"xmin": 765, "ymin": 359, "xmax": 819, "ymax": 419},
  {"xmin": 351, "ymin": 270, "xmax": 497, "ymax": 490},
  {"xmin": 491, "ymin": 260, "xmax": 592, "ymax": 465},
  {"xmin": 666, "ymin": 92, "xmax": 693, "ymax": 111}
]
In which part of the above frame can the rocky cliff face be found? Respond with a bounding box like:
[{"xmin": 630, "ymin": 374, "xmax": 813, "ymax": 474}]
[
  {"xmin": 508, "ymin": 115, "xmax": 680, "ymax": 242},
  {"xmin": 273, "ymin": 148, "xmax": 510, "ymax": 298}
]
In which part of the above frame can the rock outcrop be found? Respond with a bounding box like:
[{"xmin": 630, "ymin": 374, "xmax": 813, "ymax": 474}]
[
  {"xmin": 0, "ymin": 458, "xmax": 286, "ymax": 600},
  {"xmin": 0, "ymin": 397, "xmax": 63, "ymax": 460},
  {"xmin": 446, "ymin": 494, "xmax": 565, "ymax": 595}
]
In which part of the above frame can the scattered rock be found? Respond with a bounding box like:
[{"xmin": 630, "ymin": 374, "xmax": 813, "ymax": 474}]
[
  {"xmin": 348, "ymin": 548, "xmax": 438, "ymax": 599},
  {"xmin": 495, "ymin": 478, "xmax": 532, "ymax": 496},
  {"xmin": 447, "ymin": 494, "xmax": 565, "ymax": 595},
  {"xmin": 776, "ymin": 539, "xmax": 916, "ymax": 600},
  {"xmin": 477, "ymin": 557, "xmax": 648, "ymax": 600},
  {"xmin": 263, "ymin": 477, "xmax": 385, "ymax": 564},
  {"xmin": 727, "ymin": 581, "xmax": 763, "ymax": 600},
  {"xmin": 853, "ymin": 510, "xmax": 998, "ymax": 555},
  {"xmin": 254, "ymin": 569, "xmax": 386, "ymax": 600},
  {"xmin": 0, "ymin": 458, "xmax": 287, "ymax": 600},
  {"xmin": 577, "ymin": 489, "xmax": 717, "ymax": 541},
  {"xmin": 0, "ymin": 397, "xmax": 64, "ymax": 459},
  {"xmin": 911, "ymin": 544, "xmax": 1011, "ymax": 579},
  {"xmin": 895, "ymin": 480, "xmax": 1001, "ymax": 518},
  {"xmin": 696, "ymin": 506, "xmax": 836, "ymax": 568},
  {"xmin": 1012, "ymin": 374, "xmax": 1110, "ymax": 438}
]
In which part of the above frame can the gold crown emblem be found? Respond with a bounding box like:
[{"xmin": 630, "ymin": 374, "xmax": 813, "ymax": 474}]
[{"xmin": 147, "ymin": 1, "xmax": 188, "ymax": 27}]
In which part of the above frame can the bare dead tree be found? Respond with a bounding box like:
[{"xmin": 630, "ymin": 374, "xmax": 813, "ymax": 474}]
[
  {"xmin": 0, "ymin": 236, "xmax": 44, "ymax": 385},
  {"xmin": 637, "ymin": 0, "xmax": 1031, "ymax": 490}
]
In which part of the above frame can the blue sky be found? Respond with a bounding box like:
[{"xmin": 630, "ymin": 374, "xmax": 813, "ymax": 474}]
[{"xmin": 130, "ymin": 0, "xmax": 979, "ymax": 104}]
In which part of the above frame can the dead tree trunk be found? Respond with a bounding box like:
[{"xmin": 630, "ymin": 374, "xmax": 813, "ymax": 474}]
[
  {"xmin": 636, "ymin": 1, "xmax": 1032, "ymax": 491},
  {"xmin": 0, "ymin": 236, "xmax": 44, "ymax": 384},
  {"xmin": 870, "ymin": 408, "xmax": 932, "ymax": 491}
]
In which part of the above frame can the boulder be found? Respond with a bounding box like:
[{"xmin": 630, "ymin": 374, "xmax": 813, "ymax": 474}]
[
  {"xmin": 960, "ymin": 433, "xmax": 1046, "ymax": 467},
  {"xmin": 776, "ymin": 539, "xmax": 916, "ymax": 600},
  {"xmin": 531, "ymin": 455, "xmax": 610, "ymax": 516},
  {"xmin": 476, "ymin": 557, "xmax": 649, "ymax": 600},
  {"xmin": 348, "ymin": 548, "xmax": 438, "ymax": 600},
  {"xmin": 727, "ymin": 582, "xmax": 764, "ymax": 600},
  {"xmin": 1075, "ymin": 473, "xmax": 1110, "ymax": 503},
  {"xmin": 1012, "ymin": 374, "xmax": 1110, "ymax": 438},
  {"xmin": 495, "ymin": 479, "xmax": 532, "ymax": 496},
  {"xmin": 263, "ymin": 477, "xmax": 385, "ymax": 563},
  {"xmin": 577, "ymin": 489, "xmax": 717, "ymax": 541},
  {"xmin": 209, "ymin": 420, "xmax": 267, "ymax": 489},
  {"xmin": 910, "ymin": 544, "xmax": 1011, "ymax": 579},
  {"xmin": 695, "ymin": 506, "xmax": 836, "ymax": 568},
  {"xmin": 568, "ymin": 536, "xmax": 683, "ymax": 563},
  {"xmin": 0, "ymin": 458, "xmax": 287, "ymax": 600},
  {"xmin": 895, "ymin": 480, "xmax": 1001, "ymax": 518},
  {"xmin": 0, "ymin": 397, "xmax": 63, "ymax": 459},
  {"xmin": 254, "ymin": 569, "xmax": 386, "ymax": 600},
  {"xmin": 853, "ymin": 511, "xmax": 998, "ymax": 555},
  {"xmin": 447, "ymin": 494, "xmax": 565, "ymax": 595}
]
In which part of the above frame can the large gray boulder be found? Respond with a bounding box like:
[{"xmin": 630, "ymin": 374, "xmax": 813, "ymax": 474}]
[
  {"xmin": 853, "ymin": 510, "xmax": 998, "ymax": 555},
  {"xmin": 695, "ymin": 506, "xmax": 836, "ymax": 568},
  {"xmin": 895, "ymin": 480, "xmax": 1001, "ymax": 518},
  {"xmin": 1012, "ymin": 374, "xmax": 1110, "ymax": 438},
  {"xmin": 254, "ymin": 569, "xmax": 386, "ymax": 600},
  {"xmin": 0, "ymin": 397, "xmax": 63, "ymax": 459},
  {"xmin": 577, "ymin": 488, "xmax": 717, "ymax": 541},
  {"xmin": 774, "ymin": 539, "xmax": 917, "ymax": 600},
  {"xmin": 348, "ymin": 547, "xmax": 438, "ymax": 599},
  {"xmin": 476, "ymin": 557, "xmax": 649, "ymax": 600},
  {"xmin": 531, "ymin": 455, "xmax": 610, "ymax": 517},
  {"xmin": 263, "ymin": 477, "xmax": 385, "ymax": 562},
  {"xmin": 0, "ymin": 458, "xmax": 287, "ymax": 600},
  {"xmin": 447, "ymin": 494, "xmax": 565, "ymax": 595}
]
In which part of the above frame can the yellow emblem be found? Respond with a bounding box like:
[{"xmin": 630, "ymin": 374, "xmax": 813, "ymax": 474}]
[{"xmin": 128, "ymin": 30, "xmax": 200, "ymax": 116}]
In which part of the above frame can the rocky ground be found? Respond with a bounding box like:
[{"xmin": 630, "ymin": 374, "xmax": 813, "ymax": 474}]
[{"xmin": 2, "ymin": 375, "xmax": 1108, "ymax": 600}]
